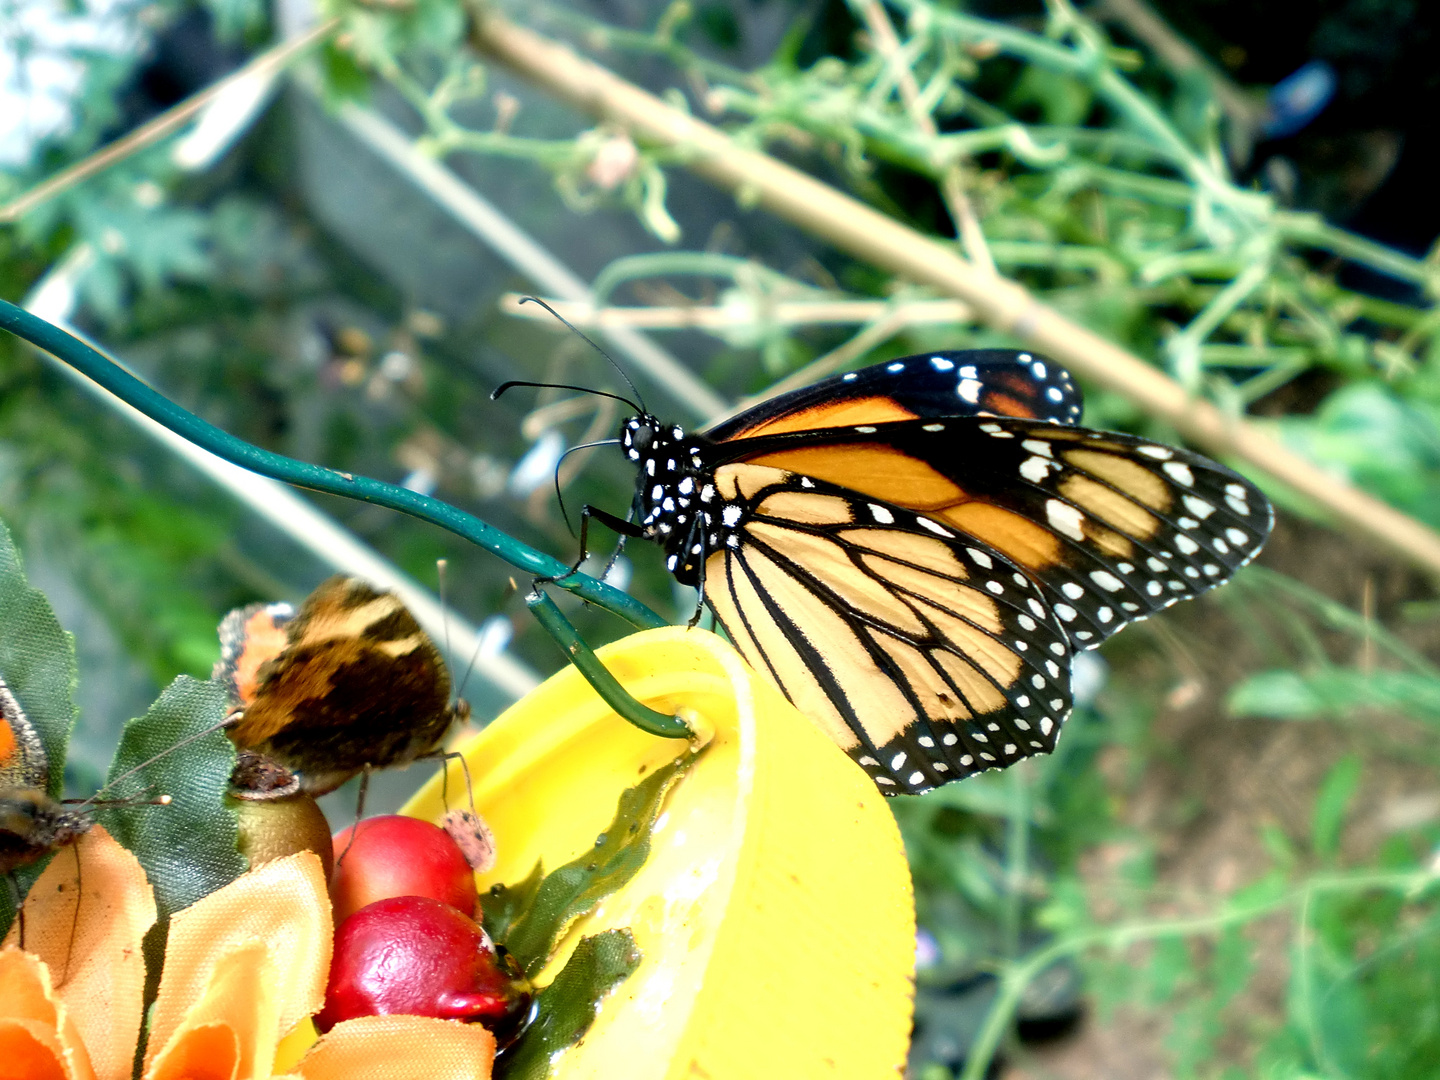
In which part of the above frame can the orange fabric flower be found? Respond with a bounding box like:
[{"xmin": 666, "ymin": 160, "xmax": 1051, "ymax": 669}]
[{"xmin": 0, "ymin": 828, "xmax": 494, "ymax": 1080}]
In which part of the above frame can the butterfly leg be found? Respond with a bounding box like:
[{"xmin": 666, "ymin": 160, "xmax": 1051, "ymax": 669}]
[
  {"xmin": 685, "ymin": 522, "xmax": 710, "ymax": 628},
  {"xmin": 336, "ymin": 768, "xmax": 373, "ymax": 867},
  {"xmin": 545, "ymin": 504, "xmax": 646, "ymax": 583}
]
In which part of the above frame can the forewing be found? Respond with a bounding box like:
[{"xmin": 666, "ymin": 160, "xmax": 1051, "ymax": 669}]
[
  {"xmin": 703, "ymin": 464, "xmax": 1074, "ymax": 794},
  {"xmin": 730, "ymin": 418, "xmax": 1272, "ymax": 648},
  {"xmin": 706, "ymin": 350, "xmax": 1082, "ymax": 442}
]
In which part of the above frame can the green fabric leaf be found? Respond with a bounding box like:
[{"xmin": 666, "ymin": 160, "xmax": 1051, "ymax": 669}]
[
  {"xmin": 482, "ymin": 860, "xmax": 545, "ymax": 947},
  {"xmin": 495, "ymin": 929, "xmax": 642, "ymax": 1080},
  {"xmin": 98, "ymin": 676, "xmax": 244, "ymax": 920},
  {"xmin": 500, "ymin": 749, "xmax": 697, "ymax": 977},
  {"xmin": 0, "ymin": 517, "xmax": 79, "ymax": 935},
  {"xmin": 0, "ymin": 517, "xmax": 79, "ymax": 798}
]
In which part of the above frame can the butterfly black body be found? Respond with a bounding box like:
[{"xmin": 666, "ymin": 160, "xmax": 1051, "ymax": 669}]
[{"xmin": 588, "ymin": 350, "xmax": 1271, "ymax": 795}]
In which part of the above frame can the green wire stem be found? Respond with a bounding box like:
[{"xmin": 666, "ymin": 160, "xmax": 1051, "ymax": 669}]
[
  {"xmin": 527, "ymin": 585, "xmax": 693, "ymax": 738},
  {"xmin": 0, "ymin": 298, "xmax": 664, "ymax": 632},
  {"xmin": 0, "ymin": 300, "xmax": 688, "ymax": 739}
]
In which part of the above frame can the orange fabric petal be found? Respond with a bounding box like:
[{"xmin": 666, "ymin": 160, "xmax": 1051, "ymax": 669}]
[
  {"xmin": 145, "ymin": 1024, "xmax": 240, "ymax": 1080},
  {"xmin": 0, "ymin": 1019, "xmax": 71, "ymax": 1080},
  {"xmin": 0, "ymin": 949, "xmax": 98, "ymax": 1080},
  {"xmin": 2, "ymin": 827, "xmax": 156, "ymax": 1080},
  {"xmin": 144, "ymin": 941, "xmax": 278, "ymax": 1080},
  {"xmin": 293, "ymin": 1016, "xmax": 495, "ymax": 1080},
  {"xmin": 145, "ymin": 852, "xmax": 330, "ymax": 1077}
]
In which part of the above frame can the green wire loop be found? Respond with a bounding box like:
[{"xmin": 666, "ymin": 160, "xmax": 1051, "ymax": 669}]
[
  {"xmin": 527, "ymin": 585, "xmax": 693, "ymax": 739},
  {"xmin": 0, "ymin": 298, "xmax": 666, "ymax": 632}
]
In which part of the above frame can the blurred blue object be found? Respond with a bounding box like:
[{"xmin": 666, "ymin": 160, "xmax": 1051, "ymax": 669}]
[{"xmin": 1262, "ymin": 60, "xmax": 1337, "ymax": 139}]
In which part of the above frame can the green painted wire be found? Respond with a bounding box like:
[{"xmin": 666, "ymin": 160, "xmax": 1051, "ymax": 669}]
[
  {"xmin": 0, "ymin": 299, "xmax": 683, "ymax": 735},
  {"xmin": 527, "ymin": 586, "xmax": 692, "ymax": 738},
  {"xmin": 0, "ymin": 298, "xmax": 670, "ymax": 636}
]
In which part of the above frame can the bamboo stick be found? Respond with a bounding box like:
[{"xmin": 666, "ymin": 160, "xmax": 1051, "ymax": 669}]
[{"xmin": 469, "ymin": 11, "xmax": 1440, "ymax": 578}]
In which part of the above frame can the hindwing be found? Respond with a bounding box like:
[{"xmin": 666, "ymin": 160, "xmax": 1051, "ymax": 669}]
[{"xmin": 702, "ymin": 464, "xmax": 1073, "ymax": 793}]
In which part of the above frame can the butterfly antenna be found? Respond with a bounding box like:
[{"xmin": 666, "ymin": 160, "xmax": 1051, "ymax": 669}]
[
  {"xmin": 490, "ymin": 379, "xmax": 642, "ymax": 414},
  {"xmin": 6, "ymin": 872, "xmax": 24, "ymax": 950},
  {"xmin": 60, "ymin": 844, "xmax": 81, "ymax": 988},
  {"xmin": 82, "ymin": 717, "xmax": 236, "ymax": 806},
  {"xmin": 552, "ymin": 438, "xmax": 621, "ymax": 537},
  {"xmin": 518, "ymin": 295, "xmax": 648, "ymax": 411},
  {"xmin": 437, "ymin": 558, "xmax": 456, "ymax": 700}
]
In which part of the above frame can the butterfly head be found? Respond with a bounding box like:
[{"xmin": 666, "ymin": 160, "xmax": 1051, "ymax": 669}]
[{"xmin": 621, "ymin": 415, "xmax": 719, "ymax": 585}]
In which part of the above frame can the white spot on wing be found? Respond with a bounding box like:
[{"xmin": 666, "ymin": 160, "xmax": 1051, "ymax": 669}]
[
  {"xmin": 1163, "ymin": 461, "xmax": 1195, "ymax": 487},
  {"xmin": 1046, "ymin": 499, "xmax": 1086, "ymax": 541}
]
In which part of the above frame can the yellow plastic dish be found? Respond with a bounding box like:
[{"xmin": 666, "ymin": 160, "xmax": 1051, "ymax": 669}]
[{"xmin": 401, "ymin": 626, "xmax": 915, "ymax": 1079}]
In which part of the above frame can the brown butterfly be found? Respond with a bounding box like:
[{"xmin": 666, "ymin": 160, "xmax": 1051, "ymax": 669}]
[{"xmin": 215, "ymin": 576, "xmax": 470, "ymax": 795}]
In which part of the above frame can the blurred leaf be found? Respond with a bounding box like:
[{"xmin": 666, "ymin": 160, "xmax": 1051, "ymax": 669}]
[
  {"xmin": 1311, "ymin": 756, "xmax": 1361, "ymax": 860},
  {"xmin": 1229, "ymin": 668, "xmax": 1440, "ymax": 723},
  {"xmin": 98, "ymin": 676, "xmax": 243, "ymax": 920},
  {"xmin": 495, "ymin": 929, "xmax": 641, "ymax": 1080}
]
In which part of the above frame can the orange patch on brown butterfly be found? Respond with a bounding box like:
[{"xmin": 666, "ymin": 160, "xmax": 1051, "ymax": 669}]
[
  {"xmin": 229, "ymin": 608, "xmax": 291, "ymax": 707},
  {"xmin": 939, "ymin": 503, "xmax": 1063, "ymax": 570},
  {"xmin": 745, "ymin": 444, "xmax": 966, "ymax": 509},
  {"xmin": 0, "ymin": 718, "xmax": 16, "ymax": 767},
  {"xmin": 723, "ymin": 396, "xmax": 919, "ymax": 439}
]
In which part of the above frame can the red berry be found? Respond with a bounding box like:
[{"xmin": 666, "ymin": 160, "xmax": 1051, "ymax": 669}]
[
  {"xmin": 330, "ymin": 815, "xmax": 479, "ymax": 924},
  {"xmin": 317, "ymin": 896, "xmax": 532, "ymax": 1034}
]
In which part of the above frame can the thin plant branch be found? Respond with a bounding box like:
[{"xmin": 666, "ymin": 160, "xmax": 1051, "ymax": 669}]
[
  {"xmin": 853, "ymin": 0, "xmax": 997, "ymax": 274},
  {"xmin": 0, "ymin": 20, "xmax": 339, "ymax": 223},
  {"xmin": 1090, "ymin": 0, "xmax": 1261, "ymax": 157},
  {"xmin": 467, "ymin": 9, "xmax": 1440, "ymax": 579}
]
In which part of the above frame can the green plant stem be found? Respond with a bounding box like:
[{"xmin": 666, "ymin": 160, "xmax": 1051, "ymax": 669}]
[
  {"xmin": 0, "ymin": 299, "xmax": 666, "ymax": 632},
  {"xmin": 526, "ymin": 586, "xmax": 693, "ymax": 738},
  {"xmin": 959, "ymin": 867, "xmax": 1438, "ymax": 1080}
]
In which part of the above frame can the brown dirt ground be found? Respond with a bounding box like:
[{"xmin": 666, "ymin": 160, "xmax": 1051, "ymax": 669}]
[{"xmin": 999, "ymin": 512, "xmax": 1440, "ymax": 1080}]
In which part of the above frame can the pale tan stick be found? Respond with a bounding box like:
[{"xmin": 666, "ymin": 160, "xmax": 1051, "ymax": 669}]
[
  {"xmin": 854, "ymin": 0, "xmax": 997, "ymax": 275},
  {"xmin": 500, "ymin": 293, "xmax": 973, "ymax": 329},
  {"xmin": 469, "ymin": 11, "xmax": 1440, "ymax": 577},
  {"xmin": 0, "ymin": 20, "xmax": 338, "ymax": 224}
]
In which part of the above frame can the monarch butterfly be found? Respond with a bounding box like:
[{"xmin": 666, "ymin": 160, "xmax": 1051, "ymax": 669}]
[{"xmin": 527, "ymin": 350, "xmax": 1272, "ymax": 795}]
